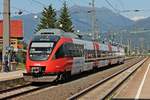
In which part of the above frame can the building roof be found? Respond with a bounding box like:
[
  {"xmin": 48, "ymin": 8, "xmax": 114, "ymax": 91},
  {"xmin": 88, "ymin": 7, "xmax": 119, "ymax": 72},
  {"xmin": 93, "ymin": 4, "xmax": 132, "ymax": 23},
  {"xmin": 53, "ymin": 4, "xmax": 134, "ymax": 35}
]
[{"xmin": 0, "ymin": 20, "xmax": 23, "ymax": 38}]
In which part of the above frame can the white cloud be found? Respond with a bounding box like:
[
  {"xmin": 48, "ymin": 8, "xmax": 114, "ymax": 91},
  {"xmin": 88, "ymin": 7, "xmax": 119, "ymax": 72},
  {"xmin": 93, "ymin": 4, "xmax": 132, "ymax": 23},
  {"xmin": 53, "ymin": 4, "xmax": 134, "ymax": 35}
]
[{"xmin": 130, "ymin": 16, "xmax": 147, "ymax": 21}]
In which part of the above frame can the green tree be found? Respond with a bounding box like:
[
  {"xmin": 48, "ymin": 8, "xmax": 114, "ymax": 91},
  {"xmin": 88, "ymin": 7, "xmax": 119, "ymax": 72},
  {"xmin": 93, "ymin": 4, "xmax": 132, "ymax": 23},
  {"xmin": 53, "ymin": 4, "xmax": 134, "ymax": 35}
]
[
  {"xmin": 58, "ymin": 1, "xmax": 74, "ymax": 32},
  {"xmin": 35, "ymin": 5, "xmax": 57, "ymax": 32}
]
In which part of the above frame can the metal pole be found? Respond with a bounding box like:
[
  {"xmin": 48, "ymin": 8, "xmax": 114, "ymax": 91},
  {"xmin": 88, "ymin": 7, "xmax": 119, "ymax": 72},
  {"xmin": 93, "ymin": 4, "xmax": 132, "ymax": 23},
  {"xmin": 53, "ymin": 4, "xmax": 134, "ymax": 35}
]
[
  {"xmin": 91, "ymin": 0, "xmax": 98, "ymax": 58},
  {"xmin": 2, "ymin": 0, "xmax": 10, "ymax": 72},
  {"xmin": 120, "ymin": 32, "xmax": 123, "ymax": 46},
  {"xmin": 128, "ymin": 39, "xmax": 131, "ymax": 56},
  {"xmin": 91, "ymin": 0, "xmax": 97, "ymax": 41},
  {"xmin": 140, "ymin": 38, "xmax": 144, "ymax": 55}
]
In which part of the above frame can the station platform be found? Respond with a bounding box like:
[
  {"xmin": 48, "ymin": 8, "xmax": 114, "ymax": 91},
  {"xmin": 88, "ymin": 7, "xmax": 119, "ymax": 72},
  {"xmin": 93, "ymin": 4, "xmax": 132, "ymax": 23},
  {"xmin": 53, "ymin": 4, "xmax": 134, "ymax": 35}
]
[
  {"xmin": 0, "ymin": 70, "xmax": 25, "ymax": 82},
  {"xmin": 113, "ymin": 58, "xmax": 150, "ymax": 99}
]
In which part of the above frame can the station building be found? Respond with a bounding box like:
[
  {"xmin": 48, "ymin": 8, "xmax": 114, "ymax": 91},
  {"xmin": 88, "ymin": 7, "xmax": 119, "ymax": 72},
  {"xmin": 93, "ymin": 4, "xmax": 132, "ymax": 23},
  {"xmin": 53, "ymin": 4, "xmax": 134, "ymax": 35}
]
[{"xmin": 0, "ymin": 20, "xmax": 23, "ymax": 52}]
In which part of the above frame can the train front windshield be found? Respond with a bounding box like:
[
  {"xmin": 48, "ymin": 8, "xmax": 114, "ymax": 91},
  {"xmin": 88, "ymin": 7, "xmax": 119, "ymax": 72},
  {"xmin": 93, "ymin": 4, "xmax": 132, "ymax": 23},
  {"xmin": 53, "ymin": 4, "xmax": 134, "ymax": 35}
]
[{"xmin": 29, "ymin": 42, "xmax": 54, "ymax": 61}]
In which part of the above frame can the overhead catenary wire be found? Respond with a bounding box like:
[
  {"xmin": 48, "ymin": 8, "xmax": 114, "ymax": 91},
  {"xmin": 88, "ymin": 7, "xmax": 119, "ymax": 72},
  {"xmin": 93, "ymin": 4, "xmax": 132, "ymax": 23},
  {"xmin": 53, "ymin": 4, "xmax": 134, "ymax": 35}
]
[
  {"xmin": 0, "ymin": 1, "xmax": 36, "ymax": 16},
  {"xmin": 110, "ymin": 0, "xmax": 125, "ymax": 12},
  {"xmin": 11, "ymin": 6, "xmax": 32, "ymax": 14},
  {"xmin": 104, "ymin": 0, "xmax": 120, "ymax": 13},
  {"xmin": 30, "ymin": 0, "xmax": 46, "ymax": 7},
  {"xmin": 104, "ymin": 0, "xmax": 131, "ymax": 45}
]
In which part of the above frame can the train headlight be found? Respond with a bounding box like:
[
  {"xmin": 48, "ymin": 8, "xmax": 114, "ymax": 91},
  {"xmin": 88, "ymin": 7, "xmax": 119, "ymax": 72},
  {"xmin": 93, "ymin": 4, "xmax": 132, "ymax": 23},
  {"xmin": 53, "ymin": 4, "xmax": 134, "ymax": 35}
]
[
  {"xmin": 31, "ymin": 67, "xmax": 40, "ymax": 73},
  {"xmin": 56, "ymin": 66, "xmax": 61, "ymax": 68}
]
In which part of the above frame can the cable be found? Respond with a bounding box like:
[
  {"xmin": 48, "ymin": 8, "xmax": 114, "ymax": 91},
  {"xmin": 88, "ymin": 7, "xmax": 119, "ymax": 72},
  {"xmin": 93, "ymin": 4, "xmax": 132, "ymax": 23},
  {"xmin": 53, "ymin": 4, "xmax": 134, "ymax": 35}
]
[
  {"xmin": 11, "ymin": 6, "xmax": 32, "ymax": 14},
  {"xmin": 116, "ymin": 0, "xmax": 125, "ymax": 10},
  {"xmin": 104, "ymin": 0, "xmax": 120, "ymax": 13},
  {"xmin": 30, "ymin": 0, "xmax": 46, "ymax": 7},
  {"xmin": 0, "ymin": 2, "xmax": 34, "ymax": 15},
  {"xmin": 58, "ymin": 0, "xmax": 78, "ymax": 8}
]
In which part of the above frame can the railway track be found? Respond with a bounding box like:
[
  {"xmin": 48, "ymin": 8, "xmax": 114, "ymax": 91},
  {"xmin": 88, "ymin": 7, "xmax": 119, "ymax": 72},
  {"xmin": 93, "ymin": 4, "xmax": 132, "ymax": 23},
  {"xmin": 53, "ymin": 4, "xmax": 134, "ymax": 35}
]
[
  {"xmin": 0, "ymin": 57, "xmax": 143, "ymax": 100},
  {"xmin": 0, "ymin": 82, "xmax": 31, "ymax": 94},
  {"xmin": 68, "ymin": 57, "xmax": 148, "ymax": 100},
  {"xmin": 0, "ymin": 82, "xmax": 58, "ymax": 100}
]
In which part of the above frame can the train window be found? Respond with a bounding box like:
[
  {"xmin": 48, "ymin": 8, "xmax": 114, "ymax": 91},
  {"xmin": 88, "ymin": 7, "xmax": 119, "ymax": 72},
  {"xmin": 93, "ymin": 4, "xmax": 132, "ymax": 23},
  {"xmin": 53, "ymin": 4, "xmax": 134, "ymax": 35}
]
[
  {"xmin": 55, "ymin": 45, "xmax": 65, "ymax": 59},
  {"xmin": 29, "ymin": 42, "xmax": 54, "ymax": 61},
  {"xmin": 65, "ymin": 43, "xmax": 84, "ymax": 57},
  {"xmin": 55, "ymin": 43, "xmax": 84, "ymax": 58},
  {"xmin": 77, "ymin": 44, "xmax": 84, "ymax": 57},
  {"xmin": 55, "ymin": 43, "xmax": 73, "ymax": 59},
  {"xmin": 63, "ymin": 43, "xmax": 73, "ymax": 57}
]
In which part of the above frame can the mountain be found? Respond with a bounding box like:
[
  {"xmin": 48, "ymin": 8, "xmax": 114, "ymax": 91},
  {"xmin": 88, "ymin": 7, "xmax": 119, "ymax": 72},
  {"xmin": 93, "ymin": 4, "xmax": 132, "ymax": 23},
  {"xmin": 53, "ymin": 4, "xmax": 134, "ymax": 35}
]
[
  {"xmin": 70, "ymin": 6, "xmax": 134, "ymax": 32},
  {"xmin": 11, "ymin": 5, "xmax": 150, "ymax": 51},
  {"xmin": 12, "ymin": 5, "xmax": 134, "ymax": 42},
  {"xmin": 128, "ymin": 17, "xmax": 150, "ymax": 51},
  {"xmin": 134, "ymin": 17, "xmax": 150, "ymax": 29}
]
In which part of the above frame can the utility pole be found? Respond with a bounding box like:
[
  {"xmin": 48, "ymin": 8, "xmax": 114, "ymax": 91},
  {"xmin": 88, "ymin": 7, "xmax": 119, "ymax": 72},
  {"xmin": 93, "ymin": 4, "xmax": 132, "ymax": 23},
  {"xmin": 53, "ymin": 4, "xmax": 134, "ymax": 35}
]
[
  {"xmin": 128, "ymin": 39, "xmax": 131, "ymax": 56},
  {"xmin": 140, "ymin": 38, "xmax": 144, "ymax": 55},
  {"xmin": 2, "ymin": 0, "xmax": 10, "ymax": 72},
  {"xmin": 91, "ymin": 0, "xmax": 98, "ymax": 42},
  {"xmin": 120, "ymin": 31, "xmax": 123, "ymax": 46}
]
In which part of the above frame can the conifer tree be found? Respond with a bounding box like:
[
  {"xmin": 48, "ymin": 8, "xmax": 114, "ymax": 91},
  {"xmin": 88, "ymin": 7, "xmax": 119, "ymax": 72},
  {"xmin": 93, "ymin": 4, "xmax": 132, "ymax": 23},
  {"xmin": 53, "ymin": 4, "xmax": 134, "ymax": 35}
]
[
  {"xmin": 58, "ymin": 1, "xmax": 74, "ymax": 32},
  {"xmin": 35, "ymin": 5, "xmax": 57, "ymax": 32}
]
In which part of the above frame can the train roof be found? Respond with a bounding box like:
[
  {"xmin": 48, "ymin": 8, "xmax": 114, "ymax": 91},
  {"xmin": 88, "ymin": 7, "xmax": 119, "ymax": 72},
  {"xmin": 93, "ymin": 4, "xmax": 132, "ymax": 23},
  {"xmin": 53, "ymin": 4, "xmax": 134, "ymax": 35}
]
[
  {"xmin": 36, "ymin": 29, "xmax": 64, "ymax": 35},
  {"xmin": 36, "ymin": 29, "xmax": 79, "ymax": 39},
  {"xmin": 34, "ymin": 29, "xmax": 124, "ymax": 48},
  {"xmin": 32, "ymin": 34, "xmax": 60, "ymax": 42}
]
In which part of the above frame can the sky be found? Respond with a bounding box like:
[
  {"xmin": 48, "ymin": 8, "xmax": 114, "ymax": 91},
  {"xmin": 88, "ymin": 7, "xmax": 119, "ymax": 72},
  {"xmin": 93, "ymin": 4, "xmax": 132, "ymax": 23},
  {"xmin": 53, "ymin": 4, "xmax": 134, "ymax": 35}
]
[{"xmin": 0, "ymin": 0, "xmax": 150, "ymax": 20}]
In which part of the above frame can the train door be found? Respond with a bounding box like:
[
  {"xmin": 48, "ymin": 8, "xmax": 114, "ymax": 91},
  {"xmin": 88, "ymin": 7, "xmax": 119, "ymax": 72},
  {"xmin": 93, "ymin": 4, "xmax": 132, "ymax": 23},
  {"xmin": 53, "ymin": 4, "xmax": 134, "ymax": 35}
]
[
  {"xmin": 69, "ymin": 39, "xmax": 85, "ymax": 75},
  {"xmin": 83, "ymin": 41, "xmax": 95, "ymax": 71}
]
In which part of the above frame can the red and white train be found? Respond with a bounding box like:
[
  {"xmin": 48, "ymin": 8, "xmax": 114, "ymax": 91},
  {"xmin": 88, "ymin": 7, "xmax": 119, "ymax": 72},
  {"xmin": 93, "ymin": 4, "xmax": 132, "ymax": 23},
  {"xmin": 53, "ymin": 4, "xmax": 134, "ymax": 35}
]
[{"xmin": 23, "ymin": 29, "xmax": 125, "ymax": 82}]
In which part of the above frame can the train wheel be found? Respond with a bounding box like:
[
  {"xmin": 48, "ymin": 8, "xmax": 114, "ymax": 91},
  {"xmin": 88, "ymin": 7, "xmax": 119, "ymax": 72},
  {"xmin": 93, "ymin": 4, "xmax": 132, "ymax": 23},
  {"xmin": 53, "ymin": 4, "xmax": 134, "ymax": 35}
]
[
  {"xmin": 66, "ymin": 71, "xmax": 71, "ymax": 81},
  {"xmin": 121, "ymin": 60, "xmax": 125, "ymax": 64},
  {"xmin": 117, "ymin": 60, "xmax": 120, "ymax": 65},
  {"xmin": 93, "ymin": 66, "xmax": 98, "ymax": 72},
  {"xmin": 60, "ymin": 71, "xmax": 71, "ymax": 82}
]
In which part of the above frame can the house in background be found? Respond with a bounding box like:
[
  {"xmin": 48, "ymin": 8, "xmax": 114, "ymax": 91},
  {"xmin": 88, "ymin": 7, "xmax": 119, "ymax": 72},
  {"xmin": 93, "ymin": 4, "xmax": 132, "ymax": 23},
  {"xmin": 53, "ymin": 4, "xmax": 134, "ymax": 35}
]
[{"xmin": 0, "ymin": 20, "xmax": 23, "ymax": 52}]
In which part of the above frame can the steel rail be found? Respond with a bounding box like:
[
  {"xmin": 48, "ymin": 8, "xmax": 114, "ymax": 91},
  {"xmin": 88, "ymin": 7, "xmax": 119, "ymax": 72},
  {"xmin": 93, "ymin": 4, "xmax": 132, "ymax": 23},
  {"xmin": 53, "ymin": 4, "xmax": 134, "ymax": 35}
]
[
  {"xmin": 0, "ymin": 82, "xmax": 31, "ymax": 94},
  {"xmin": 68, "ymin": 57, "xmax": 148, "ymax": 100},
  {"xmin": 102, "ymin": 57, "xmax": 149, "ymax": 99},
  {"xmin": 0, "ymin": 81, "xmax": 57, "ymax": 99},
  {"xmin": 0, "ymin": 56, "xmax": 139, "ymax": 99}
]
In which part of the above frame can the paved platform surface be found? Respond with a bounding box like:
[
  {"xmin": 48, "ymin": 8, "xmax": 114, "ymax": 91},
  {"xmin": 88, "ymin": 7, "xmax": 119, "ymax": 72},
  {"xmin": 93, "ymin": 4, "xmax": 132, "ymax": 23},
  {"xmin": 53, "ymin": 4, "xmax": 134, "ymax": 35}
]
[
  {"xmin": 113, "ymin": 58, "xmax": 150, "ymax": 99},
  {"xmin": 0, "ymin": 70, "xmax": 25, "ymax": 82}
]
